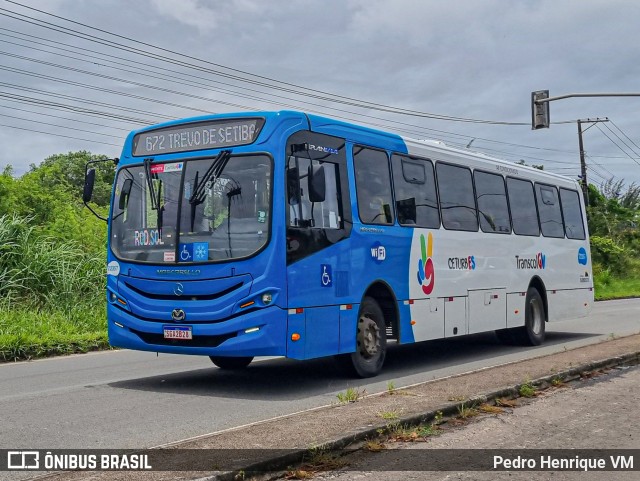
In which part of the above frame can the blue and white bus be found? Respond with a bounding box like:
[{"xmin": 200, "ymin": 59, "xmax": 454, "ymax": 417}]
[{"xmin": 83, "ymin": 111, "xmax": 593, "ymax": 377}]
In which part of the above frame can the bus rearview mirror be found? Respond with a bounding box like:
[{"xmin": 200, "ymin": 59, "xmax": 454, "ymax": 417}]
[
  {"xmin": 83, "ymin": 168, "xmax": 96, "ymax": 203},
  {"xmin": 119, "ymin": 178, "xmax": 133, "ymax": 210}
]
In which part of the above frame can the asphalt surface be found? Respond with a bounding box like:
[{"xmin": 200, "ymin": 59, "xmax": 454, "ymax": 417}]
[
  {"xmin": 0, "ymin": 300, "xmax": 640, "ymax": 479},
  {"xmin": 15, "ymin": 315, "xmax": 640, "ymax": 481},
  {"xmin": 0, "ymin": 299, "xmax": 638, "ymax": 452}
]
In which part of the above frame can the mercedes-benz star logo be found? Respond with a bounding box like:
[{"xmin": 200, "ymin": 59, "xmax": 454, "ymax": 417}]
[
  {"xmin": 173, "ymin": 282, "xmax": 184, "ymax": 296},
  {"xmin": 171, "ymin": 308, "xmax": 186, "ymax": 322}
]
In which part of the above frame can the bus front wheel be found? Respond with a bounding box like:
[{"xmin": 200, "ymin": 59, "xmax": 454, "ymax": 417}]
[
  {"xmin": 338, "ymin": 297, "xmax": 387, "ymax": 378},
  {"xmin": 209, "ymin": 356, "xmax": 253, "ymax": 370}
]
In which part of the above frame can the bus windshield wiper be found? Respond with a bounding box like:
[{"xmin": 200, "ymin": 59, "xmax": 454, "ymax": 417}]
[
  {"xmin": 143, "ymin": 158, "xmax": 163, "ymax": 229},
  {"xmin": 143, "ymin": 158, "xmax": 161, "ymax": 211},
  {"xmin": 188, "ymin": 150, "xmax": 232, "ymax": 231},
  {"xmin": 189, "ymin": 150, "xmax": 232, "ymax": 205}
]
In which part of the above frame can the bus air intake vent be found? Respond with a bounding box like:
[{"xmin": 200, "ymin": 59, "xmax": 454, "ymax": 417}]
[{"xmin": 124, "ymin": 281, "xmax": 243, "ymax": 301}]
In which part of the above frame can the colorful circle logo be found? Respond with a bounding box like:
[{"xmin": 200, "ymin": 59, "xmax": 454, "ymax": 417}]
[{"xmin": 417, "ymin": 233, "xmax": 435, "ymax": 295}]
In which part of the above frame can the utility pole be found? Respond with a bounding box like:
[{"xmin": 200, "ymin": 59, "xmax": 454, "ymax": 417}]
[{"xmin": 576, "ymin": 118, "xmax": 609, "ymax": 206}]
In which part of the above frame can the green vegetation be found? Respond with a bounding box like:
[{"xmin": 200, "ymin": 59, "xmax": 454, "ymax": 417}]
[
  {"xmin": 0, "ymin": 149, "xmax": 639, "ymax": 363},
  {"xmin": 378, "ymin": 410, "xmax": 400, "ymax": 420},
  {"xmin": 588, "ymin": 181, "xmax": 640, "ymax": 300},
  {"xmin": 0, "ymin": 152, "xmax": 112, "ymax": 361},
  {"xmin": 336, "ymin": 387, "xmax": 365, "ymax": 403},
  {"xmin": 519, "ymin": 380, "xmax": 537, "ymax": 398}
]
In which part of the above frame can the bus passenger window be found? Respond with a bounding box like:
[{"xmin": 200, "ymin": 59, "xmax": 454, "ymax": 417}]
[
  {"xmin": 391, "ymin": 154, "xmax": 439, "ymax": 228},
  {"xmin": 436, "ymin": 163, "xmax": 478, "ymax": 231},
  {"xmin": 507, "ymin": 178, "xmax": 540, "ymax": 236},
  {"xmin": 560, "ymin": 188, "xmax": 586, "ymax": 240},
  {"xmin": 354, "ymin": 147, "xmax": 394, "ymax": 225},
  {"xmin": 535, "ymin": 184, "xmax": 564, "ymax": 238},
  {"xmin": 474, "ymin": 171, "xmax": 511, "ymax": 234}
]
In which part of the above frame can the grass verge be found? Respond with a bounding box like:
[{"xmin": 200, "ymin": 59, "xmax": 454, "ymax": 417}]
[
  {"xmin": 594, "ymin": 275, "xmax": 640, "ymax": 300},
  {"xmin": 0, "ymin": 303, "xmax": 108, "ymax": 362}
]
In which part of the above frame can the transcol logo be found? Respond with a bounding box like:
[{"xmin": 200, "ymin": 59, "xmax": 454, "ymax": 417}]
[
  {"xmin": 417, "ymin": 233, "xmax": 435, "ymax": 294},
  {"xmin": 515, "ymin": 252, "xmax": 546, "ymax": 270}
]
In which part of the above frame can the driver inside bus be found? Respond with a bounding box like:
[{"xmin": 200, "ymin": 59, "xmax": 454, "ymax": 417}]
[{"xmin": 360, "ymin": 177, "xmax": 391, "ymax": 224}]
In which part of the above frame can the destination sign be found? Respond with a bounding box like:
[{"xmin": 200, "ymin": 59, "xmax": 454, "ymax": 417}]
[{"xmin": 132, "ymin": 118, "xmax": 264, "ymax": 156}]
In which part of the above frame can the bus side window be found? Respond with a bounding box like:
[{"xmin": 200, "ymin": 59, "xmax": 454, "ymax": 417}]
[
  {"xmin": 354, "ymin": 146, "xmax": 394, "ymax": 225},
  {"xmin": 474, "ymin": 170, "xmax": 511, "ymax": 234},
  {"xmin": 559, "ymin": 188, "xmax": 586, "ymax": 240},
  {"xmin": 287, "ymin": 156, "xmax": 341, "ymax": 229},
  {"xmin": 507, "ymin": 178, "xmax": 540, "ymax": 236},
  {"xmin": 391, "ymin": 154, "xmax": 439, "ymax": 228},
  {"xmin": 436, "ymin": 162, "xmax": 478, "ymax": 232},
  {"xmin": 535, "ymin": 184, "xmax": 564, "ymax": 238}
]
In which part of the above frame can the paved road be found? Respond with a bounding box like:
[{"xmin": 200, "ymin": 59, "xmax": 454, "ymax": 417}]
[{"xmin": 1, "ymin": 299, "xmax": 639, "ymax": 450}]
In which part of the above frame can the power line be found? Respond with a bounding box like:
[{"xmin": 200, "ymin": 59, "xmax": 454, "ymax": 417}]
[
  {"xmin": 0, "ymin": 122, "xmax": 121, "ymax": 146},
  {"xmin": 0, "ymin": 2, "xmax": 530, "ymax": 125},
  {"xmin": 0, "ymin": 103, "xmax": 130, "ymax": 131},
  {"xmin": 606, "ymin": 121, "xmax": 640, "ymax": 158},
  {"xmin": 595, "ymin": 123, "xmax": 640, "ymax": 168},
  {"xmin": 3, "ymin": 25, "xmax": 597, "ymax": 157},
  {"xmin": 0, "ymin": 90, "xmax": 163, "ymax": 124},
  {"xmin": 0, "ymin": 112, "xmax": 122, "ymax": 138}
]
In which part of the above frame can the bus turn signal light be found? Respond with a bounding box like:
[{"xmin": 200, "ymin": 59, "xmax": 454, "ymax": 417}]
[{"xmin": 291, "ymin": 333, "xmax": 301, "ymax": 341}]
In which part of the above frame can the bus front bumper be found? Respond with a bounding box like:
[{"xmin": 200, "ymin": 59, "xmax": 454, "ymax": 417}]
[{"xmin": 107, "ymin": 304, "xmax": 288, "ymax": 357}]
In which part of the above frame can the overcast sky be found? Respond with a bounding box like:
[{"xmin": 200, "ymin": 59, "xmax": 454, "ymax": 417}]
[{"xmin": 2, "ymin": 0, "xmax": 640, "ymax": 189}]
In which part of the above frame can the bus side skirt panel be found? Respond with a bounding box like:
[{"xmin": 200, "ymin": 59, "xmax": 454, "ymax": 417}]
[{"xmin": 286, "ymin": 306, "xmax": 344, "ymax": 360}]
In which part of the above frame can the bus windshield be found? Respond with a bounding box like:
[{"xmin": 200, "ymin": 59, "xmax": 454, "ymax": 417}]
[{"xmin": 110, "ymin": 153, "xmax": 271, "ymax": 264}]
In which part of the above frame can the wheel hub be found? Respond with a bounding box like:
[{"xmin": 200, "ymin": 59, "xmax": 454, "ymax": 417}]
[
  {"xmin": 529, "ymin": 298, "xmax": 542, "ymax": 334},
  {"xmin": 359, "ymin": 316, "xmax": 380, "ymax": 358}
]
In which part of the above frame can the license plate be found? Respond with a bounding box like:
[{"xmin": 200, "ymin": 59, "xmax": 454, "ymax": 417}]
[{"xmin": 163, "ymin": 326, "xmax": 193, "ymax": 340}]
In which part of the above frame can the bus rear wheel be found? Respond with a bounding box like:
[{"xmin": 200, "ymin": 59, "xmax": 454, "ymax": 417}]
[
  {"xmin": 209, "ymin": 356, "xmax": 253, "ymax": 370},
  {"xmin": 496, "ymin": 287, "xmax": 545, "ymax": 346},
  {"xmin": 338, "ymin": 297, "xmax": 387, "ymax": 378},
  {"xmin": 515, "ymin": 287, "xmax": 546, "ymax": 346}
]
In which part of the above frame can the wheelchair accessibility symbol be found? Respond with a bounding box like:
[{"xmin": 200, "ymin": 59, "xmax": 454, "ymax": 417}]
[{"xmin": 320, "ymin": 264, "xmax": 332, "ymax": 287}]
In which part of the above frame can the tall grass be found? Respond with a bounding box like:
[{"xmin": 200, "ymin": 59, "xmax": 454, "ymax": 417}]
[
  {"xmin": 593, "ymin": 261, "xmax": 640, "ymax": 300},
  {"xmin": 0, "ymin": 214, "xmax": 107, "ymax": 361}
]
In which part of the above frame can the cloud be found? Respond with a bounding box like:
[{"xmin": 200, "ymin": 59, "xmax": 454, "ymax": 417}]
[
  {"xmin": 149, "ymin": 0, "xmax": 221, "ymax": 32},
  {"xmin": 149, "ymin": 0, "xmax": 267, "ymax": 33}
]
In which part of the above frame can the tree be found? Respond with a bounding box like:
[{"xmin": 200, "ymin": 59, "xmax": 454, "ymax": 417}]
[
  {"xmin": 0, "ymin": 151, "xmax": 111, "ymax": 252},
  {"xmin": 515, "ymin": 160, "xmax": 544, "ymax": 170},
  {"xmin": 30, "ymin": 151, "xmax": 116, "ymax": 207}
]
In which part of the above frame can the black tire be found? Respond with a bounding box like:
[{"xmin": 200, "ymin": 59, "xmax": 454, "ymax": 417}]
[
  {"xmin": 209, "ymin": 356, "xmax": 253, "ymax": 370},
  {"xmin": 513, "ymin": 287, "xmax": 546, "ymax": 346},
  {"xmin": 337, "ymin": 297, "xmax": 387, "ymax": 378}
]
